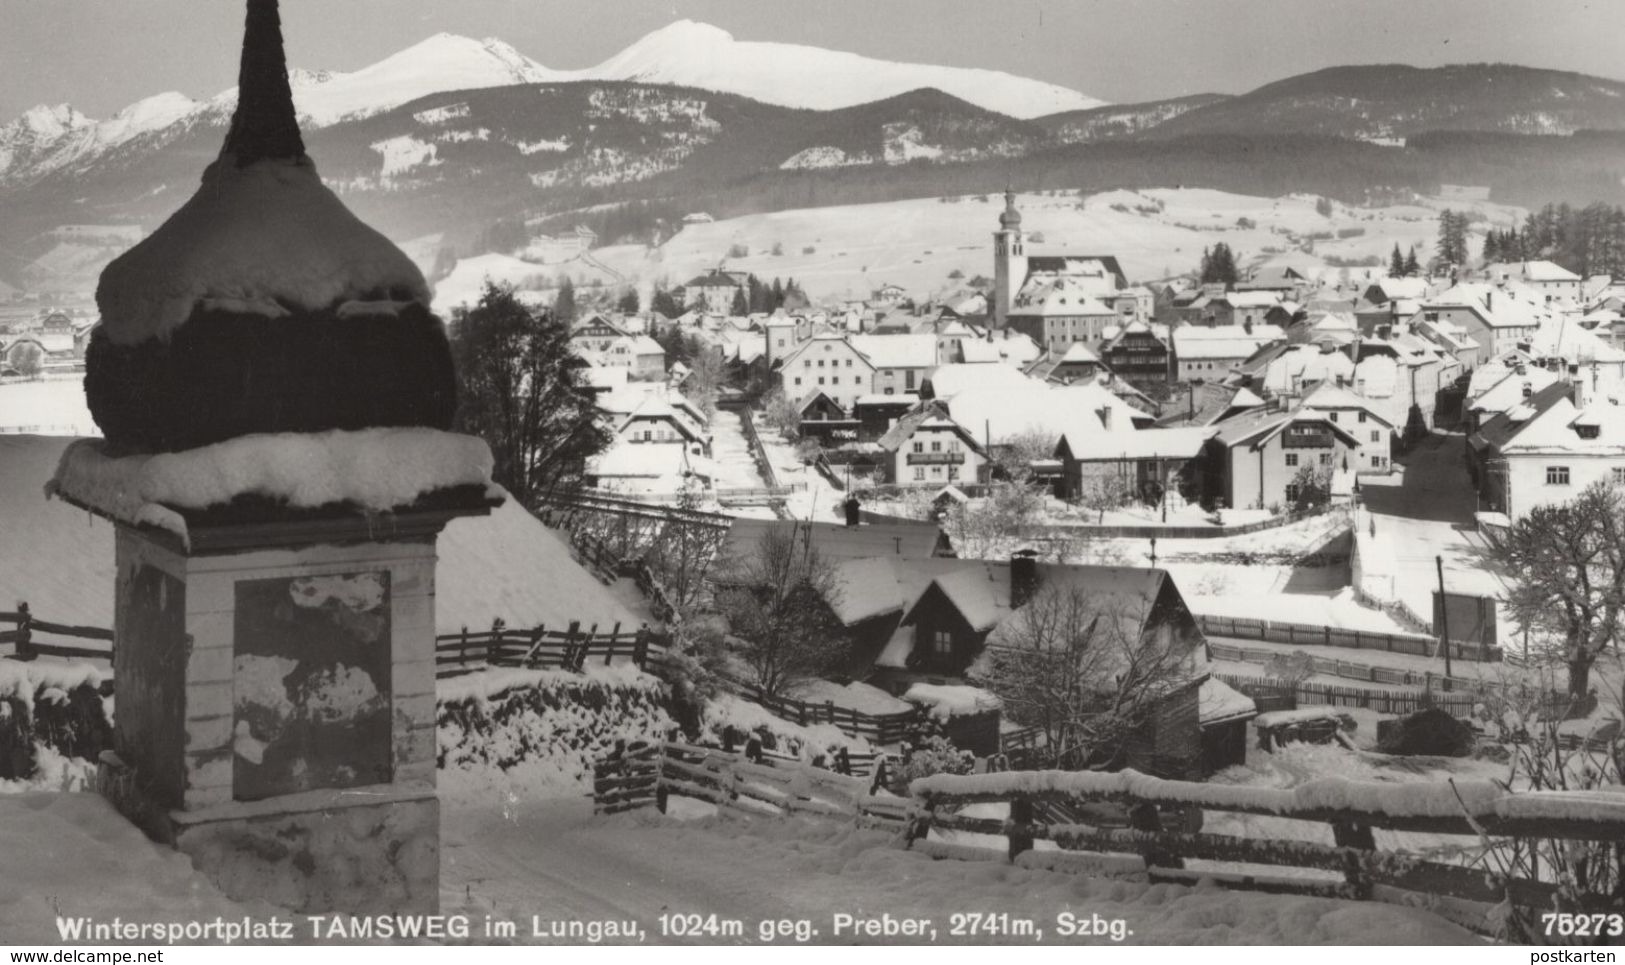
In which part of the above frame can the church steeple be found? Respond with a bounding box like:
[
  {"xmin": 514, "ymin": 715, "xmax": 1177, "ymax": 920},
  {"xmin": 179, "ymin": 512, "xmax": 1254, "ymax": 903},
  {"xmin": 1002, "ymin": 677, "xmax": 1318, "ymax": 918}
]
[
  {"xmin": 1000, "ymin": 185, "xmax": 1022, "ymax": 230},
  {"xmin": 220, "ymin": 0, "xmax": 306, "ymax": 165}
]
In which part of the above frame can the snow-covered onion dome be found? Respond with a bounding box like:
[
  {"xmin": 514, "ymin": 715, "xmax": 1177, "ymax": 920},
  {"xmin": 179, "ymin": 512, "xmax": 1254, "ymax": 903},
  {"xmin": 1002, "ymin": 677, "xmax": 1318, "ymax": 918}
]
[{"xmin": 86, "ymin": 0, "xmax": 456, "ymax": 453}]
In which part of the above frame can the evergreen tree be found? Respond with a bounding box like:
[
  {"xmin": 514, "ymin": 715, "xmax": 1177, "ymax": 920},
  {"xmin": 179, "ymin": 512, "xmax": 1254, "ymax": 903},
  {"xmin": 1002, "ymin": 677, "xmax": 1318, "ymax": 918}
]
[
  {"xmin": 771, "ymin": 277, "xmax": 785, "ymax": 310},
  {"xmin": 730, "ymin": 286, "xmax": 749, "ymax": 316},
  {"xmin": 449, "ymin": 282, "xmax": 610, "ymax": 502},
  {"xmin": 615, "ymin": 288, "xmax": 640, "ymax": 314},
  {"xmin": 552, "ymin": 277, "xmax": 577, "ymax": 327},
  {"xmin": 650, "ymin": 287, "xmax": 683, "ymax": 319},
  {"xmin": 1389, "ymin": 244, "xmax": 1406, "ymax": 278},
  {"xmin": 1435, "ymin": 210, "xmax": 1469, "ymax": 270},
  {"xmin": 1403, "ymin": 246, "xmax": 1420, "ymax": 276}
]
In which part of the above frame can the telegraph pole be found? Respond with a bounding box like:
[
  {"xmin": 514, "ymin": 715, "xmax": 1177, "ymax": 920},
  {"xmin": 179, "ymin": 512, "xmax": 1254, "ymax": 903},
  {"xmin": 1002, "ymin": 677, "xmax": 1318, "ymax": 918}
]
[{"xmin": 1436, "ymin": 555, "xmax": 1453, "ymax": 678}]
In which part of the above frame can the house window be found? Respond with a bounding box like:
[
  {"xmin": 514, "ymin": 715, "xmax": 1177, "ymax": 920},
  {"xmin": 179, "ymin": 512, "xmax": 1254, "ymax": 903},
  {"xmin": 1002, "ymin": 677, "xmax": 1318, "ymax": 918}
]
[
  {"xmin": 931, "ymin": 440, "xmax": 943, "ymax": 453},
  {"xmin": 794, "ymin": 378, "xmax": 802, "ymax": 387},
  {"xmin": 913, "ymin": 441, "xmax": 924, "ymax": 454},
  {"xmin": 1358, "ymin": 411, "xmax": 1367, "ymax": 423},
  {"xmin": 914, "ymin": 467, "xmax": 926, "ymax": 481},
  {"xmin": 817, "ymin": 359, "xmax": 825, "ymax": 368},
  {"xmin": 933, "ymin": 629, "xmax": 953, "ymax": 656},
  {"xmin": 803, "ymin": 360, "xmax": 810, "ymax": 368},
  {"xmin": 1370, "ymin": 430, "xmax": 1381, "ymax": 443},
  {"xmin": 1328, "ymin": 412, "xmax": 1338, "ymax": 422},
  {"xmin": 845, "ymin": 359, "xmax": 852, "ymax": 367},
  {"xmin": 1546, "ymin": 466, "xmax": 1570, "ymax": 485},
  {"xmin": 947, "ymin": 465, "xmax": 959, "ymax": 480},
  {"xmin": 1319, "ymin": 453, "xmax": 1332, "ymax": 466},
  {"xmin": 1285, "ymin": 483, "xmax": 1300, "ymax": 502},
  {"xmin": 818, "ymin": 377, "xmax": 825, "ymax": 386},
  {"xmin": 1285, "ymin": 453, "xmax": 1299, "ymax": 468}
]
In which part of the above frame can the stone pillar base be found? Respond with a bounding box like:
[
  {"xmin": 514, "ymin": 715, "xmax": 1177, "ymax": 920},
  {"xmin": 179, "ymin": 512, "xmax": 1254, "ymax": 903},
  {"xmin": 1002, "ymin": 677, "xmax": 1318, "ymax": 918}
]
[{"xmin": 101, "ymin": 752, "xmax": 438, "ymax": 914}]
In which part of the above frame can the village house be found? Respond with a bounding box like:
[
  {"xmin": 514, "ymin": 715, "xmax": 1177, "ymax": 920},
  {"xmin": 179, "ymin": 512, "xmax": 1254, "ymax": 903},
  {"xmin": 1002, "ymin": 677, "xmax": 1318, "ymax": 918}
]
[
  {"xmin": 1483, "ymin": 260, "xmax": 1583, "ymax": 308},
  {"xmin": 1198, "ymin": 405, "xmax": 1361, "ymax": 511},
  {"xmin": 1155, "ymin": 382, "xmax": 1268, "ymax": 429},
  {"xmin": 1052, "ymin": 424, "xmax": 1215, "ymax": 505},
  {"xmin": 1169, "ymin": 323, "xmax": 1284, "ymax": 381},
  {"xmin": 1349, "ymin": 335, "xmax": 1463, "ymax": 433},
  {"xmin": 570, "ymin": 313, "xmax": 632, "ymax": 353},
  {"xmin": 1200, "ymin": 291, "xmax": 1282, "ymax": 329},
  {"xmin": 850, "ymin": 333, "xmax": 940, "ymax": 396},
  {"xmin": 876, "ymin": 404, "xmax": 988, "ymax": 487},
  {"xmin": 988, "ymin": 189, "xmax": 1128, "ymax": 334},
  {"xmin": 1409, "ymin": 284, "xmax": 1549, "ymax": 358},
  {"xmin": 1005, "ymin": 276, "xmax": 1123, "ymax": 353},
  {"xmin": 854, "ymin": 393, "xmax": 919, "ymax": 443},
  {"xmin": 1100, "ymin": 321, "xmax": 1172, "ymax": 383},
  {"xmin": 585, "ymin": 334, "xmax": 666, "ymax": 380},
  {"xmin": 1297, "ymin": 383, "xmax": 1396, "ymax": 473},
  {"xmin": 778, "ymin": 332, "xmax": 878, "ymax": 412},
  {"xmin": 1467, "ymin": 383, "xmax": 1625, "ymax": 518},
  {"xmin": 680, "ymin": 269, "xmax": 750, "ymax": 314},
  {"xmin": 958, "ymin": 329, "xmax": 1045, "ymax": 368},
  {"xmin": 1233, "ymin": 342, "xmax": 1355, "ymax": 400},
  {"xmin": 1024, "ymin": 342, "xmax": 1105, "ymax": 384},
  {"xmin": 796, "ymin": 390, "xmax": 863, "ymax": 446}
]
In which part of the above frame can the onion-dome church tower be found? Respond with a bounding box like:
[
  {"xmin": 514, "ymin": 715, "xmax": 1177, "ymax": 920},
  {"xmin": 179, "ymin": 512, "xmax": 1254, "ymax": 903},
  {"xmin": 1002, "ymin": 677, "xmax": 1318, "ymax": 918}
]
[
  {"xmin": 85, "ymin": 0, "xmax": 456, "ymax": 453},
  {"xmin": 991, "ymin": 187, "xmax": 1027, "ymax": 330}
]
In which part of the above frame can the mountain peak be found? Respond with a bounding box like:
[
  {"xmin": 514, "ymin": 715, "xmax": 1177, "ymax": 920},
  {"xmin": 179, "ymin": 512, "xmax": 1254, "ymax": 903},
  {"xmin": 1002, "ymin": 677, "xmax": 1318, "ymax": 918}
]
[{"xmin": 580, "ymin": 19, "xmax": 1103, "ymax": 118}]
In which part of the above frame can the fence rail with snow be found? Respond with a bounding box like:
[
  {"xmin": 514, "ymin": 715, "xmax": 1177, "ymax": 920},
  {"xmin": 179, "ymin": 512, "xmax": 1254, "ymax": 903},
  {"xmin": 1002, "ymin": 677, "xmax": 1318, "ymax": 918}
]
[
  {"xmin": 1215, "ymin": 673, "xmax": 1479, "ymax": 717},
  {"xmin": 732, "ymin": 681, "xmax": 936, "ymax": 746},
  {"xmin": 901, "ymin": 768, "xmax": 1625, "ymax": 933},
  {"xmin": 0, "ymin": 604, "xmax": 114, "ymax": 664},
  {"xmin": 433, "ymin": 621, "xmax": 668, "ymax": 677},
  {"xmin": 1198, "ymin": 613, "xmax": 1499, "ymax": 662},
  {"xmin": 592, "ymin": 740, "xmax": 895, "ymax": 822}
]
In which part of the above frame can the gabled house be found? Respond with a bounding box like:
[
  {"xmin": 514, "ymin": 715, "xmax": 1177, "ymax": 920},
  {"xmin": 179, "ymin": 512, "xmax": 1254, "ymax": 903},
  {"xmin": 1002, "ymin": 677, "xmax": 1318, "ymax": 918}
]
[
  {"xmin": 850, "ymin": 333, "xmax": 940, "ymax": 396},
  {"xmin": 1483, "ymin": 261, "xmax": 1583, "ymax": 307},
  {"xmin": 1298, "ymin": 383, "xmax": 1396, "ymax": 474},
  {"xmin": 778, "ymin": 333, "xmax": 878, "ymax": 412},
  {"xmin": 1199, "ymin": 406, "xmax": 1361, "ymax": 511},
  {"xmin": 877, "ymin": 404, "xmax": 987, "ymax": 487},
  {"xmin": 1101, "ymin": 320, "xmax": 1171, "ymax": 383},
  {"xmin": 1053, "ymin": 425, "xmax": 1215, "ymax": 504},
  {"xmin": 570, "ymin": 313, "xmax": 632, "ymax": 353},
  {"xmin": 1409, "ymin": 284, "xmax": 1550, "ymax": 358},
  {"xmin": 1467, "ymin": 384, "xmax": 1625, "ymax": 518},
  {"xmin": 587, "ymin": 334, "xmax": 666, "ymax": 380},
  {"xmin": 797, "ymin": 389, "xmax": 861, "ymax": 446},
  {"xmin": 1024, "ymin": 342, "xmax": 1104, "ymax": 384},
  {"xmin": 1170, "ymin": 324, "xmax": 1284, "ymax": 381}
]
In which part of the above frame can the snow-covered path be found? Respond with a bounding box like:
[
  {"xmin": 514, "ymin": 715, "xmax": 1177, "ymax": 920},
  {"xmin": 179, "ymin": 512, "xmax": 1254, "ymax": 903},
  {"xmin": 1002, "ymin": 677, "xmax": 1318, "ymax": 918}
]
[{"xmin": 440, "ymin": 798, "xmax": 1478, "ymax": 945}]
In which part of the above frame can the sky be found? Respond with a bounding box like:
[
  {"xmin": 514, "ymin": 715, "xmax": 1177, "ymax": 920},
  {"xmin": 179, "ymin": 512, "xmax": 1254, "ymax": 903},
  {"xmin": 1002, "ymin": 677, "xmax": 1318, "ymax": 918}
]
[{"xmin": 1, "ymin": 0, "xmax": 1622, "ymax": 120}]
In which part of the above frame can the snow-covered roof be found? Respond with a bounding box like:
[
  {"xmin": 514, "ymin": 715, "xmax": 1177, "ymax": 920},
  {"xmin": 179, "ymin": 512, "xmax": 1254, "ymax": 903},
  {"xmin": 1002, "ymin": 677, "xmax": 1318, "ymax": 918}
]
[
  {"xmin": 48, "ymin": 429, "xmax": 496, "ymax": 544},
  {"xmin": 1057, "ymin": 425, "xmax": 1215, "ymax": 462},
  {"xmin": 1171, "ymin": 324, "xmax": 1284, "ymax": 360},
  {"xmin": 1299, "ymin": 384, "xmax": 1395, "ymax": 427},
  {"xmin": 1500, "ymin": 397, "xmax": 1625, "ymax": 456},
  {"xmin": 958, "ymin": 332, "xmax": 1043, "ymax": 366},
  {"xmin": 1486, "ymin": 260, "xmax": 1581, "ymax": 284},
  {"xmin": 943, "ymin": 381, "xmax": 1149, "ymax": 445},
  {"xmin": 1198, "ymin": 677, "xmax": 1257, "ymax": 725},
  {"xmin": 924, "ymin": 363, "xmax": 1038, "ymax": 399},
  {"xmin": 849, "ymin": 333, "xmax": 938, "ymax": 369},
  {"xmin": 1469, "ymin": 366, "xmax": 1562, "ymax": 414},
  {"xmin": 828, "ymin": 557, "xmax": 906, "ymax": 626}
]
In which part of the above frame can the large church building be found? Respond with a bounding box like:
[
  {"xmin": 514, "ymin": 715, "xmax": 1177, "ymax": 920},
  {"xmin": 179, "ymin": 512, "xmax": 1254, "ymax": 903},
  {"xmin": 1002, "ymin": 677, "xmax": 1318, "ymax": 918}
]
[{"xmin": 990, "ymin": 190, "xmax": 1147, "ymax": 352}]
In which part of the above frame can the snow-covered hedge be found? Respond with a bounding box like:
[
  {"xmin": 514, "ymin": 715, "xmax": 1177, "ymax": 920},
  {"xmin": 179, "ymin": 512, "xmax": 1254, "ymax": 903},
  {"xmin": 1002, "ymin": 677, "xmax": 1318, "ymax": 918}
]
[
  {"xmin": 437, "ymin": 665, "xmax": 677, "ymax": 802},
  {"xmin": 0, "ymin": 662, "xmax": 112, "ymax": 782}
]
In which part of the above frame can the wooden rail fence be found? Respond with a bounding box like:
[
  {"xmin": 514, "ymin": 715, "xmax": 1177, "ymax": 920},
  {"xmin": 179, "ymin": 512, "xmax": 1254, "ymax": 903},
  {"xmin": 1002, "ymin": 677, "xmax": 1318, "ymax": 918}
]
[
  {"xmin": 1, "ymin": 604, "xmax": 114, "ymax": 664},
  {"xmin": 901, "ymin": 767, "xmax": 1625, "ymax": 936},
  {"xmin": 1198, "ymin": 613, "xmax": 1500, "ymax": 663},
  {"xmin": 1216, "ymin": 673, "xmax": 1479, "ymax": 717},
  {"xmin": 732, "ymin": 680, "xmax": 937, "ymax": 746},
  {"xmin": 433, "ymin": 620, "xmax": 668, "ymax": 677}
]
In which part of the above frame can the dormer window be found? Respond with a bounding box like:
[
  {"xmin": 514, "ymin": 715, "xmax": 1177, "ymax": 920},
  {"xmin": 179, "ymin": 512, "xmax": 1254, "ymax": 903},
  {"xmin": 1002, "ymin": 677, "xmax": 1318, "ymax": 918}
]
[{"xmin": 1576, "ymin": 425, "xmax": 1600, "ymax": 440}]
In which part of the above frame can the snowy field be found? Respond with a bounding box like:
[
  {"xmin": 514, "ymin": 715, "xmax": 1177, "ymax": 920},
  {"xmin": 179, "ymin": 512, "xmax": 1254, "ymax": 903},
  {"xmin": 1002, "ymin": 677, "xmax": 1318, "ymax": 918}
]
[
  {"xmin": 0, "ymin": 377, "xmax": 97, "ymax": 437},
  {"xmin": 438, "ymin": 797, "xmax": 1475, "ymax": 945}
]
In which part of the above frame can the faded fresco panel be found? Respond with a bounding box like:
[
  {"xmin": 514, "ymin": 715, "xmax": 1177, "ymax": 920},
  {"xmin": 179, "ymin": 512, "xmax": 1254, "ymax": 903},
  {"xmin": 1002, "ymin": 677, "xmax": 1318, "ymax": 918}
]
[{"xmin": 232, "ymin": 571, "xmax": 393, "ymax": 800}]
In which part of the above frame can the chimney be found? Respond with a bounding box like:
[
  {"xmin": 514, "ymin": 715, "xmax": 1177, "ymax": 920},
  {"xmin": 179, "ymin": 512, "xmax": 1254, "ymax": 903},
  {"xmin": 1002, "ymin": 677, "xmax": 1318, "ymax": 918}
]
[
  {"xmin": 1010, "ymin": 549, "xmax": 1040, "ymax": 609},
  {"xmin": 843, "ymin": 495, "xmax": 861, "ymax": 527},
  {"xmin": 1485, "ymin": 292, "xmax": 1493, "ymax": 312},
  {"xmin": 1098, "ymin": 406, "xmax": 1112, "ymax": 431},
  {"xmin": 1243, "ymin": 319, "xmax": 1253, "ymax": 335}
]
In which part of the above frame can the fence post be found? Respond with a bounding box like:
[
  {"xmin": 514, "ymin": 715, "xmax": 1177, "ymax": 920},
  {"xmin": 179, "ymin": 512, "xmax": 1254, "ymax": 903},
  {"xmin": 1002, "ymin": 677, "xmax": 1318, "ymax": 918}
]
[
  {"xmin": 1008, "ymin": 797, "xmax": 1035, "ymax": 860},
  {"xmin": 487, "ymin": 620, "xmax": 505, "ymax": 667},
  {"xmin": 14, "ymin": 602, "xmax": 33, "ymax": 661},
  {"xmin": 1127, "ymin": 802, "xmax": 1183, "ymax": 869},
  {"xmin": 566, "ymin": 620, "xmax": 582, "ymax": 671},
  {"xmin": 606, "ymin": 622, "xmax": 619, "ymax": 666},
  {"xmin": 634, "ymin": 625, "xmax": 650, "ymax": 668},
  {"xmin": 1330, "ymin": 820, "xmax": 1376, "ymax": 898}
]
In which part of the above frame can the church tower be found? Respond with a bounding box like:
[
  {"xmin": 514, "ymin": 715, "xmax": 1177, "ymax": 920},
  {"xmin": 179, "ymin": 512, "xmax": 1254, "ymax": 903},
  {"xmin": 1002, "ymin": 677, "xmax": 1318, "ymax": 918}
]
[{"xmin": 991, "ymin": 187, "xmax": 1026, "ymax": 330}]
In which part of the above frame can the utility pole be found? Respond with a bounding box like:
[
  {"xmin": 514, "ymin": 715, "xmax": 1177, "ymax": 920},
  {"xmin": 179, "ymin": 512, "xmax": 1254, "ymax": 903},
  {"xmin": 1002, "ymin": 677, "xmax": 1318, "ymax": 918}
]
[
  {"xmin": 1149, "ymin": 537, "xmax": 1158, "ymax": 568},
  {"xmin": 1436, "ymin": 555, "xmax": 1452, "ymax": 678}
]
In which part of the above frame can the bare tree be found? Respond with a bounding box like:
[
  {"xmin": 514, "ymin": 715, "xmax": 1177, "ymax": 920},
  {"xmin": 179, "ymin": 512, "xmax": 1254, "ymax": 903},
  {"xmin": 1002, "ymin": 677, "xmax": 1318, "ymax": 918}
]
[
  {"xmin": 760, "ymin": 387, "xmax": 802, "ymax": 441},
  {"xmin": 1489, "ymin": 481, "xmax": 1625, "ymax": 699},
  {"xmin": 1075, "ymin": 470, "xmax": 1135, "ymax": 524},
  {"xmin": 976, "ymin": 585, "xmax": 1197, "ymax": 769},
  {"xmin": 641, "ymin": 484, "xmax": 728, "ymax": 614},
  {"xmin": 711, "ymin": 527, "xmax": 847, "ymax": 697},
  {"xmin": 682, "ymin": 349, "xmax": 725, "ymax": 419},
  {"xmin": 989, "ymin": 428, "xmax": 1054, "ymax": 485}
]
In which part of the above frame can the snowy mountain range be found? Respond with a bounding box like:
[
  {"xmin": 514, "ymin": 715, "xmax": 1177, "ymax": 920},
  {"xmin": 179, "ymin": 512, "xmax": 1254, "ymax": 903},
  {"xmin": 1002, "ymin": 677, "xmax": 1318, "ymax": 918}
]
[{"xmin": 0, "ymin": 22, "xmax": 1101, "ymax": 188}]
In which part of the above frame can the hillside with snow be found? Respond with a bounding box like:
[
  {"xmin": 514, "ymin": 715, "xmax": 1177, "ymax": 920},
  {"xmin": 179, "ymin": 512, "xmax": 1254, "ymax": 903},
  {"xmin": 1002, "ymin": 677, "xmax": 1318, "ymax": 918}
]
[
  {"xmin": 552, "ymin": 187, "xmax": 1525, "ymax": 307},
  {"xmin": 574, "ymin": 20, "xmax": 1103, "ymax": 119}
]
